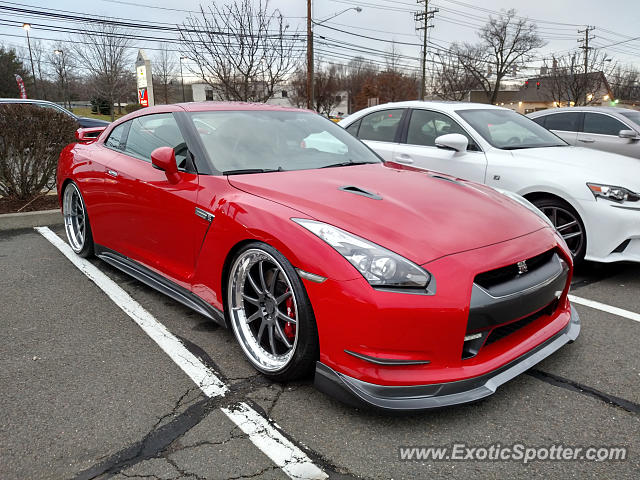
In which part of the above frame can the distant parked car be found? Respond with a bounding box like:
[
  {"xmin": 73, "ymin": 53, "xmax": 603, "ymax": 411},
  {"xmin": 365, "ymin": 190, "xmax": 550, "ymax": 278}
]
[
  {"xmin": 0, "ymin": 99, "xmax": 109, "ymax": 129},
  {"xmin": 339, "ymin": 101, "xmax": 640, "ymax": 264},
  {"xmin": 527, "ymin": 107, "xmax": 640, "ymax": 159}
]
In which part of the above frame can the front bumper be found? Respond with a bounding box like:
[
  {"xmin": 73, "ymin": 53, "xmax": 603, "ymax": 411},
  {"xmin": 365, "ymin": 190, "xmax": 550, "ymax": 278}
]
[
  {"xmin": 581, "ymin": 200, "xmax": 640, "ymax": 263},
  {"xmin": 314, "ymin": 306, "xmax": 580, "ymax": 411}
]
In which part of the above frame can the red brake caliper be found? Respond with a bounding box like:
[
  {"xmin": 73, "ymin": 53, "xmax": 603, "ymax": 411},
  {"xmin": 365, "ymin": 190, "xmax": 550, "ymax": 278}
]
[{"xmin": 284, "ymin": 290, "xmax": 296, "ymax": 341}]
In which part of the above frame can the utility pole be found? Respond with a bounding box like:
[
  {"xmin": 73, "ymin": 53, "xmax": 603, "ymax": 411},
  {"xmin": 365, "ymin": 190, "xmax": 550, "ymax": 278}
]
[
  {"xmin": 415, "ymin": 1, "xmax": 437, "ymax": 100},
  {"xmin": 578, "ymin": 26, "xmax": 595, "ymax": 75},
  {"xmin": 23, "ymin": 23, "xmax": 38, "ymax": 98},
  {"xmin": 306, "ymin": 0, "xmax": 313, "ymax": 110}
]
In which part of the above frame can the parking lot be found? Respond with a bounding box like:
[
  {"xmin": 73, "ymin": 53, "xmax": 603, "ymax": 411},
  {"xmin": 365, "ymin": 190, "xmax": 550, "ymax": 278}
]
[{"xmin": 1, "ymin": 225, "xmax": 638, "ymax": 480}]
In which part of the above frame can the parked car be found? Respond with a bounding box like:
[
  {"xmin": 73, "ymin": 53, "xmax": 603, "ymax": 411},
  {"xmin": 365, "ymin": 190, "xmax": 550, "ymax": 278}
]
[
  {"xmin": 339, "ymin": 101, "xmax": 640, "ymax": 264},
  {"xmin": 527, "ymin": 106, "xmax": 640, "ymax": 159},
  {"xmin": 57, "ymin": 102, "xmax": 579, "ymax": 411},
  {"xmin": 0, "ymin": 98, "xmax": 109, "ymax": 129}
]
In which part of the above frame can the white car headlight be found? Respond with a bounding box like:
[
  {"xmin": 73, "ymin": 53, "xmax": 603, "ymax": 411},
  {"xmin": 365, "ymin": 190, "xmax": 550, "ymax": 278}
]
[
  {"xmin": 587, "ymin": 183, "xmax": 640, "ymax": 203},
  {"xmin": 292, "ymin": 218, "xmax": 431, "ymax": 290},
  {"xmin": 493, "ymin": 187, "xmax": 555, "ymax": 229}
]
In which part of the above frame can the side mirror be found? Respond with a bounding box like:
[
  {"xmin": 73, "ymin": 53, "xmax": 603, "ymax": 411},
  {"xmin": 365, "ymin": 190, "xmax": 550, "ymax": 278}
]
[
  {"xmin": 75, "ymin": 127, "xmax": 106, "ymax": 144},
  {"xmin": 151, "ymin": 146, "xmax": 180, "ymax": 183},
  {"xmin": 618, "ymin": 129, "xmax": 639, "ymax": 139},
  {"xmin": 435, "ymin": 133, "xmax": 469, "ymax": 152}
]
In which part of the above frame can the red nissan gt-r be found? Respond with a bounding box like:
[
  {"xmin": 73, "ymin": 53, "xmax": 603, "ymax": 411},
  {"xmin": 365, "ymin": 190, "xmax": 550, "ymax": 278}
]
[{"xmin": 57, "ymin": 103, "xmax": 580, "ymax": 411}]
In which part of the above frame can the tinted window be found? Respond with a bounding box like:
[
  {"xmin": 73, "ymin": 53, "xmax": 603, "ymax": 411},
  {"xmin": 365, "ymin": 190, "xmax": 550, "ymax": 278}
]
[
  {"xmin": 124, "ymin": 113, "xmax": 188, "ymax": 168},
  {"xmin": 544, "ymin": 112, "xmax": 581, "ymax": 132},
  {"xmin": 189, "ymin": 110, "xmax": 380, "ymax": 173},
  {"xmin": 531, "ymin": 116, "xmax": 546, "ymax": 127},
  {"xmin": 583, "ymin": 113, "xmax": 628, "ymax": 136},
  {"xmin": 357, "ymin": 109, "xmax": 404, "ymax": 142},
  {"xmin": 407, "ymin": 109, "xmax": 479, "ymax": 151},
  {"xmin": 620, "ymin": 111, "xmax": 640, "ymax": 126},
  {"xmin": 345, "ymin": 119, "xmax": 360, "ymax": 136},
  {"xmin": 105, "ymin": 123, "xmax": 127, "ymax": 150}
]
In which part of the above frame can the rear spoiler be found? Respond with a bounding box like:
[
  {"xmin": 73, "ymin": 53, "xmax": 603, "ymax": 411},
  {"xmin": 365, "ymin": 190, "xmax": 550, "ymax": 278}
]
[{"xmin": 75, "ymin": 126, "xmax": 106, "ymax": 144}]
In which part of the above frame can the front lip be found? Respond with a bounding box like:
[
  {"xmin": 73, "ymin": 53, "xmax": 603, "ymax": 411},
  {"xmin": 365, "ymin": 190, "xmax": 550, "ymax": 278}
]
[{"xmin": 314, "ymin": 306, "xmax": 580, "ymax": 411}]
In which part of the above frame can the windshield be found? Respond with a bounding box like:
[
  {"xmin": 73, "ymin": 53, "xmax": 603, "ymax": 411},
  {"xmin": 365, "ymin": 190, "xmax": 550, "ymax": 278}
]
[
  {"xmin": 620, "ymin": 111, "xmax": 640, "ymax": 127},
  {"xmin": 456, "ymin": 109, "xmax": 567, "ymax": 149},
  {"xmin": 188, "ymin": 110, "xmax": 381, "ymax": 173}
]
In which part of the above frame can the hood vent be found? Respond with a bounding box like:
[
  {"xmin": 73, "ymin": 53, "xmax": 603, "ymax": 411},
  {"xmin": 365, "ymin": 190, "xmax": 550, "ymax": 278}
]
[
  {"xmin": 429, "ymin": 174, "xmax": 463, "ymax": 185},
  {"xmin": 339, "ymin": 185, "xmax": 383, "ymax": 200}
]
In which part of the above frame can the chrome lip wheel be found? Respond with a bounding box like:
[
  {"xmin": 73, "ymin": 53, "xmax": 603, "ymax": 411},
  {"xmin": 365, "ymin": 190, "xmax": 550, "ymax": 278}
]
[
  {"xmin": 63, "ymin": 183, "xmax": 86, "ymax": 253},
  {"xmin": 541, "ymin": 205, "xmax": 584, "ymax": 258},
  {"xmin": 228, "ymin": 249, "xmax": 298, "ymax": 372}
]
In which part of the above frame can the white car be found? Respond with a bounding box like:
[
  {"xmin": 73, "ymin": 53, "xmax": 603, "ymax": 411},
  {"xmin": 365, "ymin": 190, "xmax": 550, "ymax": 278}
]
[{"xmin": 339, "ymin": 101, "xmax": 640, "ymax": 264}]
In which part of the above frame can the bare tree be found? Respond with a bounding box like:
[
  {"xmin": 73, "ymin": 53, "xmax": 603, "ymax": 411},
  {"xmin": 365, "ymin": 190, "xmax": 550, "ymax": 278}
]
[
  {"xmin": 385, "ymin": 41, "xmax": 402, "ymax": 73},
  {"xmin": 456, "ymin": 9, "xmax": 545, "ymax": 104},
  {"xmin": 47, "ymin": 43, "xmax": 73, "ymax": 109},
  {"xmin": 609, "ymin": 65, "xmax": 640, "ymax": 101},
  {"xmin": 179, "ymin": 0, "xmax": 300, "ymax": 102},
  {"xmin": 73, "ymin": 21, "xmax": 132, "ymax": 121},
  {"xmin": 432, "ymin": 53, "xmax": 479, "ymax": 101},
  {"xmin": 153, "ymin": 43, "xmax": 177, "ymax": 104},
  {"xmin": 289, "ymin": 62, "xmax": 343, "ymax": 116},
  {"xmin": 343, "ymin": 56, "xmax": 377, "ymax": 114}
]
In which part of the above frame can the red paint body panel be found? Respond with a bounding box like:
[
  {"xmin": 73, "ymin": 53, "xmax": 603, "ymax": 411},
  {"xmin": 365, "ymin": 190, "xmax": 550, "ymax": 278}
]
[{"xmin": 56, "ymin": 102, "xmax": 576, "ymax": 398}]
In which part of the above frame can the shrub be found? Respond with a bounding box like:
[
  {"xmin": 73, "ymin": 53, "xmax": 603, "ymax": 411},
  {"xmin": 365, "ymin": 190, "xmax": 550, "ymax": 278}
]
[
  {"xmin": 90, "ymin": 97, "xmax": 111, "ymax": 115},
  {"xmin": 0, "ymin": 104, "xmax": 77, "ymax": 200},
  {"xmin": 125, "ymin": 103, "xmax": 143, "ymax": 114}
]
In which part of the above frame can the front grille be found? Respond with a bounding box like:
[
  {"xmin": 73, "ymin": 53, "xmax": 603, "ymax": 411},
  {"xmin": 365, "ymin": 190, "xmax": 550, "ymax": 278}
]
[
  {"xmin": 474, "ymin": 249, "xmax": 555, "ymax": 291},
  {"xmin": 484, "ymin": 301, "xmax": 557, "ymax": 346}
]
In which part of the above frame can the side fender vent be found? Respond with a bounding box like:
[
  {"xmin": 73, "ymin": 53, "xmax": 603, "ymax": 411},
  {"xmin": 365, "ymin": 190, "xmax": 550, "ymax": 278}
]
[{"xmin": 338, "ymin": 185, "xmax": 382, "ymax": 200}]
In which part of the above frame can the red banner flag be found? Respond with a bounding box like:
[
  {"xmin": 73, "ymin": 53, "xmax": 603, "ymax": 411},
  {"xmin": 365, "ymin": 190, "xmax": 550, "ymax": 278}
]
[{"xmin": 15, "ymin": 74, "xmax": 27, "ymax": 99}]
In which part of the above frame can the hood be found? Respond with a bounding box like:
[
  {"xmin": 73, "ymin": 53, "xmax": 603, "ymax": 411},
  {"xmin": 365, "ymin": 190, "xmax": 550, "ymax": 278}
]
[
  {"xmin": 512, "ymin": 146, "xmax": 640, "ymax": 192},
  {"xmin": 228, "ymin": 163, "xmax": 549, "ymax": 264}
]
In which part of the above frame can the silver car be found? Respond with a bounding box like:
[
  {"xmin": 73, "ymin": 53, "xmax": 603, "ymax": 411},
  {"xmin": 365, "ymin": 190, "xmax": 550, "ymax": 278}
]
[{"xmin": 527, "ymin": 107, "xmax": 640, "ymax": 159}]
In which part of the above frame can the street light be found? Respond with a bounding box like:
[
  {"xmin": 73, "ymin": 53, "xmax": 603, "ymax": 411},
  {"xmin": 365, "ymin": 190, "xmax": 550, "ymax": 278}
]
[
  {"xmin": 180, "ymin": 56, "xmax": 188, "ymax": 102},
  {"xmin": 23, "ymin": 23, "xmax": 38, "ymax": 98},
  {"xmin": 306, "ymin": 2, "xmax": 362, "ymax": 110}
]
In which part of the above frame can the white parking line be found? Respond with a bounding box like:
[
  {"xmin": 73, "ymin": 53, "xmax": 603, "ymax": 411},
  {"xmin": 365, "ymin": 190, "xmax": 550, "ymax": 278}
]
[
  {"xmin": 569, "ymin": 294, "xmax": 640, "ymax": 324},
  {"xmin": 35, "ymin": 226, "xmax": 327, "ymax": 480}
]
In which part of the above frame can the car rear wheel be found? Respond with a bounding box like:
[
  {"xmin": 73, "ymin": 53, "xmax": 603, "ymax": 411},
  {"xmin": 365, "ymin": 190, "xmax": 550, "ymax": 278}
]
[
  {"xmin": 227, "ymin": 243, "xmax": 319, "ymax": 381},
  {"xmin": 532, "ymin": 197, "xmax": 586, "ymax": 264},
  {"xmin": 62, "ymin": 182, "xmax": 94, "ymax": 258}
]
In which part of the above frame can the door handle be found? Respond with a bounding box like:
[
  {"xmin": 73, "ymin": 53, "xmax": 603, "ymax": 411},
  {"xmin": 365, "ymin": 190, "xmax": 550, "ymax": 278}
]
[
  {"xmin": 107, "ymin": 169, "xmax": 118, "ymax": 177},
  {"xmin": 579, "ymin": 138, "xmax": 595, "ymax": 143},
  {"xmin": 393, "ymin": 154, "xmax": 414, "ymax": 164}
]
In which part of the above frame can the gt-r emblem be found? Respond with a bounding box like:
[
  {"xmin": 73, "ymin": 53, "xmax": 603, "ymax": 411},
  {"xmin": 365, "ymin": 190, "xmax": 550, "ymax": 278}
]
[{"xmin": 517, "ymin": 261, "xmax": 528, "ymax": 275}]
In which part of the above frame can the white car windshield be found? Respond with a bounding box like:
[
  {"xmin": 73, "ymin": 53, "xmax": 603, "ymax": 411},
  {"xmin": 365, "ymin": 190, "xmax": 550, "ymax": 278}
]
[
  {"xmin": 456, "ymin": 109, "xmax": 567, "ymax": 150},
  {"xmin": 189, "ymin": 110, "xmax": 381, "ymax": 174}
]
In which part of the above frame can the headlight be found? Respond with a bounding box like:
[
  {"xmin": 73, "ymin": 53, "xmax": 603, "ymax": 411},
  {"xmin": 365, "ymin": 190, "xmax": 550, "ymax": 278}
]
[
  {"xmin": 494, "ymin": 187, "xmax": 555, "ymax": 229},
  {"xmin": 292, "ymin": 218, "xmax": 431, "ymax": 290},
  {"xmin": 587, "ymin": 183, "xmax": 639, "ymax": 203}
]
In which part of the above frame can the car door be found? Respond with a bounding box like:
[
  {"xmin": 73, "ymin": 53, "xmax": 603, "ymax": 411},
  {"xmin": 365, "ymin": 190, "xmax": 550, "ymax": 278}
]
[
  {"xmin": 107, "ymin": 113, "xmax": 200, "ymax": 287},
  {"xmin": 578, "ymin": 112, "xmax": 637, "ymax": 157},
  {"xmin": 349, "ymin": 108, "xmax": 406, "ymax": 161},
  {"xmin": 392, "ymin": 108, "xmax": 488, "ymax": 183},
  {"xmin": 538, "ymin": 112, "xmax": 582, "ymax": 145}
]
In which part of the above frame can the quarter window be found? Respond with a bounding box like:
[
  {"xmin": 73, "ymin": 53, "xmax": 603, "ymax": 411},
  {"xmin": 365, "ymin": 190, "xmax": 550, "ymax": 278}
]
[
  {"xmin": 407, "ymin": 109, "xmax": 479, "ymax": 151},
  {"xmin": 345, "ymin": 119, "xmax": 360, "ymax": 136},
  {"xmin": 544, "ymin": 112, "xmax": 581, "ymax": 132},
  {"xmin": 105, "ymin": 122, "xmax": 127, "ymax": 150},
  {"xmin": 357, "ymin": 109, "xmax": 404, "ymax": 143},
  {"xmin": 583, "ymin": 113, "xmax": 627, "ymax": 136},
  {"xmin": 123, "ymin": 113, "xmax": 188, "ymax": 169}
]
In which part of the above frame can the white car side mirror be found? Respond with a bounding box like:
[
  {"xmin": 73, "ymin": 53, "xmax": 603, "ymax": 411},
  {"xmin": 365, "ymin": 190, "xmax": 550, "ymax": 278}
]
[
  {"xmin": 435, "ymin": 133, "xmax": 469, "ymax": 152},
  {"xmin": 618, "ymin": 129, "xmax": 639, "ymax": 140}
]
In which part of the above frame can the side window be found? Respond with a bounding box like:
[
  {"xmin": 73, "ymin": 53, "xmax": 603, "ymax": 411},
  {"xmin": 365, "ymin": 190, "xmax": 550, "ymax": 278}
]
[
  {"xmin": 124, "ymin": 113, "xmax": 188, "ymax": 169},
  {"xmin": 345, "ymin": 119, "xmax": 360, "ymax": 136},
  {"xmin": 531, "ymin": 116, "xmax": 546, "ymax": 127},
  {"xmin": 357, "ymin": 109, "xmax": 404, "ymax": 143},
  {"xmin": 407, "ymin": 109, "xmax": 479, "ymax": 151},
  {"xmin": 583, "ymin": 113, "xmax": 627, "ymax": 136},
  {"xmin": 545, "ymin": 112, "xmax": 581, "ymax": 132},
  {"xmin": 105, "ymin": 122, "xmax": 128, "ymax": 150}
]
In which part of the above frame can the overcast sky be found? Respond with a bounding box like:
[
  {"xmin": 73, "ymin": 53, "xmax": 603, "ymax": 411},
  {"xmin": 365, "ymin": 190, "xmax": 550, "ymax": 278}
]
[{"xmin": 2, "ymin": 0, "xmax": 639, "ymax": 81}]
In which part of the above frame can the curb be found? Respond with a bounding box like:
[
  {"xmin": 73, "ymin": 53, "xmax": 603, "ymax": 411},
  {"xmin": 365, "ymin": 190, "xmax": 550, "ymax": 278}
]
[{"xmin": 0, "ymin": 209, "xmax": 63, "ymax": 232}]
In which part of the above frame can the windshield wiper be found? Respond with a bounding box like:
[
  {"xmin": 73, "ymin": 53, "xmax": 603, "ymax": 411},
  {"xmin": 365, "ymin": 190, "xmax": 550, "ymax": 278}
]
[
  {"xmin": 223, "ymin": 167, "xmax": 283, "ymax": 175},
  {"xmin": 320, "ymin": 161, "xmax": 376, "ymax": 169}
]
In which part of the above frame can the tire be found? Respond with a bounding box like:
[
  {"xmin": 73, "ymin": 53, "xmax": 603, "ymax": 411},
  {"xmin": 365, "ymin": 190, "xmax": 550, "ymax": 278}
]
[
  {"xmin": 62, "ymin": 181, "xmax": 94, "ymax": 258},
  {"xmin": 226, "ymin": 242, "xmax": 319, "ymax": 381},
  {"xmin": 531, "ymin": 197, "xmax": 586, "ymax": 264}
]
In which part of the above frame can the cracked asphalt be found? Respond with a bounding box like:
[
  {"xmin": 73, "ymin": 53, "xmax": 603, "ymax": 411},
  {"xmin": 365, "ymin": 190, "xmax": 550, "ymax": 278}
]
[{"xmin": 1, "ymin": 226, "xmax": 639, "ymax": 479}]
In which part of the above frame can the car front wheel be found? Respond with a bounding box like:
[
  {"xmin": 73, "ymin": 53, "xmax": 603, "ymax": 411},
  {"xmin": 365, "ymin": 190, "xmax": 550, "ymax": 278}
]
[
  {"xmin": 227, "ymin": 243, "xmax": 319, "ymax": 381},
  {"xmin": 532, "ymin": 197, "xmax": 586, "ymax": 264}
]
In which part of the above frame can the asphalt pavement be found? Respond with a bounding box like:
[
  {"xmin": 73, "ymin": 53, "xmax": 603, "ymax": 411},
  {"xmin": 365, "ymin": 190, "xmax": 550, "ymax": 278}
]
[{"xmin": 0, "ymin": 226, "xmax": 638, "ymax": 479}]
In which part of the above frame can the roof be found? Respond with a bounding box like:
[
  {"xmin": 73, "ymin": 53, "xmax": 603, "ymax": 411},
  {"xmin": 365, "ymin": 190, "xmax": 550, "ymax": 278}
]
[
  {"xmin": 0, "ymin": 98, "xmax": 59, "ymax": 105},
  {"xmin": 528, "ymin": 106, "xmax": 636, "ymax": 115},
  {"xmin": 354, "ymin": 100, "xmax": 506, "ymax": 111}
]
